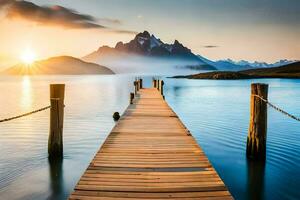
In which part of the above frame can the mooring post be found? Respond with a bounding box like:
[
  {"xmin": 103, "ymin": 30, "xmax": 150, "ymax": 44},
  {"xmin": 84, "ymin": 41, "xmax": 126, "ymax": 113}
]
[
  {"xmin": 134, "ymin": 81, "xmax": 137, "ymax": 94},
  {"xmin": 152, "ymin": 79, "xmax": 156, "ymax": 88},
  {"xmin": 159, "ymin": 79, "xmax": 162, "ymax": 89},
  {"xmin": 160, "ymin": 80, "xmax": 164, "ymax": 96},
  {"xmin": 49, "ymin": 84, "xmax": 65, "ymax": 158},
  {"xmin": 160, "ymin": 80, "xmax": 165, "ymax": 99},
  {"xmin": 139, "ymin": 78, "xmax": 143, "ymax": 89},
  {"xmin": 130, "ymin": 92, "xmax": 134, "ymax": 104},
  {"xmin": 158, "ymin": 80, "xmax": 160, "ymax": 90},
  {"xmin": 158, "ymin": 80, "xmax": 163, "ymax": 92},
  {"xmin": 137, "ymin": 79, "xmax": 140, "ymax": 91},
  {"xmin": 153, "ymin": 79, "xmax": 158, "ymax": 88},
  {"xmin": 246, "ymin": 83, "xmax": 268, "ymax": 160},
  {"xmin": 136, "ymin": 78, "xmax": 140, "ymax": 91}
]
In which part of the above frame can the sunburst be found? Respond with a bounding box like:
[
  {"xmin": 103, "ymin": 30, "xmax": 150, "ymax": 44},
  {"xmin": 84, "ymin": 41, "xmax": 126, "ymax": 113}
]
[{"xmin": 20, "ymin": 48, "xmax": 36, "ymax": 65}]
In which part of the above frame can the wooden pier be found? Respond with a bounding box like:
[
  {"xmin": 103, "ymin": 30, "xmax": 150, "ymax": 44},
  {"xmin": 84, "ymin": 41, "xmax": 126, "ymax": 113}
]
[{"xmin": 69, "ymin": 86, "xmax": 233, "ymax": 200}]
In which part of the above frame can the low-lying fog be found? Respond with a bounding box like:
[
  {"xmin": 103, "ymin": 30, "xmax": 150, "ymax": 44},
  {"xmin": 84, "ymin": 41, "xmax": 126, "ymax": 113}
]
[{"xmin": 90, "ymin": 55, "xmax": 209, "ymax": 76}]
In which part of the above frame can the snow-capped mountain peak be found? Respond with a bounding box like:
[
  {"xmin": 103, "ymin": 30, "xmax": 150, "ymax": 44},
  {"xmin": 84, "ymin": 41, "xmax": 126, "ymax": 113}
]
[
  {"xmin": 150, "ymin": 35, "xmax": 163, "ymax": 49},
  {"xmin": 92, "ymin": 31, "xmax": 203, "ymax": 61},
  {"xmin": 83, "ymin": 31, "xmax": 217, "ymax": 71},
  {"xmin": 232, "ymin": 59, "xmax": 297, "ymax": 68}
]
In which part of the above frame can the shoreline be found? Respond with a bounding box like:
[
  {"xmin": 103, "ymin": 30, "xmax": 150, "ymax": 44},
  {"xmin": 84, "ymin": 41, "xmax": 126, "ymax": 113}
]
[{"xmin": 170, "ymin": 61, "xmax": 300, "ymax": 80}]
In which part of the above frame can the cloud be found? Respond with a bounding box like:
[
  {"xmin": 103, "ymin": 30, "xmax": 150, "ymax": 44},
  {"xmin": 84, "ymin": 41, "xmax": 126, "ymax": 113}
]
[
  {"xmin": 113, "ymin": 29, "xmax": 138, "ymax": 34},
  {"xmin": 0, "ymin": 0, "xmax": 103, "ymax": 28},
  {"xmin": 0, "ymin": 0, "xmax": 128, "ymax": 31},
  {"xmin": 98, "ymin": 18, "xmax": 121, "ymax": 25},
  {"xmin": 202, "ymin": 45, "xmax": 219, "ymax": 48}
]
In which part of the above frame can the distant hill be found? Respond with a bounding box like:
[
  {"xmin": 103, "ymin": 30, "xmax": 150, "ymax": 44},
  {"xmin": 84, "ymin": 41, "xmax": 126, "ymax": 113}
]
[
  {"xmin": 1, "ymin": 56, "xmax": 114, "ymax": 75},
  {"xmin": 83, "ymin": 31, "xmax": 217, "ymax": 71},
  {"xmin": 198, "ymin": 56, "xmax": 298, "ymax": 71},
  {"xmin": 231, "ymin": 59, "xmax": 297, "ymax": 68},
  {"xmin": 172, "ymin": 61, "xmax": 300, "ymax": 79},
  {"xmin": 197, "ymin": 55, "xmax": 252, "ymax": 71}
]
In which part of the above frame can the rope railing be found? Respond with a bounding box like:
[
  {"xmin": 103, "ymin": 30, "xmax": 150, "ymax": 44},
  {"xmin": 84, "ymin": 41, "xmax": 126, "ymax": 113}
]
[
  {"xmin": 253, "ymin": 94, "xmax": 300, "ymax": 122},
  {"xmin": 0, "ymin": 98, "xmax": 61, "ymax": 123},
  {"xmin": 0, "ymin": 105, "xmax": 51, "ymax": 123}
]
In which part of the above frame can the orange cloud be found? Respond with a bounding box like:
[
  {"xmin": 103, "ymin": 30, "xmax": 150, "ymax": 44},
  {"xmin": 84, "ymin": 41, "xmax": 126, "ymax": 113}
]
[
  {"xmin": 0, "ymin": 0, "xmax": 135, "ymax": 34},
  {"xmin": 0, "ymin": 0, "xmax": 105, "ymax": 28}
]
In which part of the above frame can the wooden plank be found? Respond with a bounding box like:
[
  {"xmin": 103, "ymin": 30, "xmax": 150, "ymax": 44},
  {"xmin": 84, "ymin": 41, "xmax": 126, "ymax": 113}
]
[
  {"xmin": 71, "ymin": 190, "xmax": 232, "ymax": 198},
  {"xmin": 69, "ymin": 87, "xmax": 233, "ymax": 199}
]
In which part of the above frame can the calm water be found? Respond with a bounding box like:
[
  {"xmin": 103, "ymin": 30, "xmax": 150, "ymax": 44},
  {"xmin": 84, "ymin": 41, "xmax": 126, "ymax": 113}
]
[{"xmin": 0, "ymin": 75, "xmax": 299, "ymax": 200}]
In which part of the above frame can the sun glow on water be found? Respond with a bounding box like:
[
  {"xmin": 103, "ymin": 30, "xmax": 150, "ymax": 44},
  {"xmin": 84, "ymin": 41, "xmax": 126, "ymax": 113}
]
[{"xmin": 20, "ymin": 76, "xmax": 33, "ymax": 110}]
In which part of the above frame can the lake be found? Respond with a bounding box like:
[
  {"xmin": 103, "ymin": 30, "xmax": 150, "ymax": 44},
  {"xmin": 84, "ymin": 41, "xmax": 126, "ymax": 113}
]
[{"xmin": 0, "ymin": 75, "xmax": 299, "ymax": 200}]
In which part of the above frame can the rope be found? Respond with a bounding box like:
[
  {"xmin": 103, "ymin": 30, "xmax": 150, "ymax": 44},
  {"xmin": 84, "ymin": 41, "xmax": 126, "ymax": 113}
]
[
  {"xmin": 253, "ymin": 95, "xmax": 300, "ymax": 122},
  {"xmin": 0, "ymin": 98, "xmax": 61, "ymax": 123},
  {"xmin": 0, "ymin": 106, "xmax": 51, "ymax": 123}
]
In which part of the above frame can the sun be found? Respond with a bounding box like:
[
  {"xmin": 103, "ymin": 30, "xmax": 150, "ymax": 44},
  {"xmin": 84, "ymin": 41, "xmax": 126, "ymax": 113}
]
[{"xmin": 21, "ymin": 48, "xmax": 36, "ymax": 65}]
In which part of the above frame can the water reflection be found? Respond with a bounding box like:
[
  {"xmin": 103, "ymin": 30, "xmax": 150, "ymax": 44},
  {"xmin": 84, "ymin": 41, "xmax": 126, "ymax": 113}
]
[
  {"xmin": 246, "ymin": 159, "xmax": 266, "ymax": 200},
  {"xmin": 172, "ymin": 86, "xmax": 182, "ymax": 97},
  {"xmin": 48, "ymin": 158, "xmax": 64, "ymax": 200},
  {"xmin": 20, "ymin": 76, "xmax": 33, "ymax": 110}
]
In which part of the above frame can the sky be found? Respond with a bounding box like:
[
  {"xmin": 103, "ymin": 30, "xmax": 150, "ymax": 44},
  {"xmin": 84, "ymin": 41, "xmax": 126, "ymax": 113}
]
[{"xmin": 0, "ymin": 0, "xmax": 299, "ymax": 67}]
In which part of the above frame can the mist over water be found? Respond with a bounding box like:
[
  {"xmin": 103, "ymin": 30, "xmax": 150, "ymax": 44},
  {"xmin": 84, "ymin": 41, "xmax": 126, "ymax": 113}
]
[{"xmin": 90, "ymin": 55, "xmax": 206, "ymax": 75}]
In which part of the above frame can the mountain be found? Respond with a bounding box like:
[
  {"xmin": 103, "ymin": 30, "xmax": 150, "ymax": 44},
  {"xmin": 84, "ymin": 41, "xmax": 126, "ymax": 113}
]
[
  {"xmin": 226, "ymin": 59, "xmax": 297, "ymax": 68},
  {"xmin": 197, "ymin": 55, "xmax": 252, "ymax": 71},
  {"xmin": 1, "ymin": 56, "xmax": 114, "ymax": 75},
  {"xmin": 84, "ymin": 30, "xmax": 296, "ymax": 73},
  {"xmin": 83, "ymin": 31, "xmax": 216, "ymax": 72},
  {"xmin": 173, "ymin": 61, "xmax": 300, "ymax": 79},
  {"xmin": 197, "ymin": 55, "xmax": 298, "ymax": 71}
]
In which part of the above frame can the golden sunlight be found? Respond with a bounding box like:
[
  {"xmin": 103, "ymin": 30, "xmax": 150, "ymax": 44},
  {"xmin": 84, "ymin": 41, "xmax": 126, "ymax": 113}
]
[
  {"xmin": 20, "ymin": 76, "xmax": 33, "ymax": 110},
  {"xmin": 20, "ymin": 48, "xmax": 36, "ymax": 65}
]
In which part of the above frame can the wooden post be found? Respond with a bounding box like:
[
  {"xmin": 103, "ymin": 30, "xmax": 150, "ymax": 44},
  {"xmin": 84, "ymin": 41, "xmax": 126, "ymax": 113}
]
[
  {"xmin": 137, "ymin": 79, "xmax": 140, "ymax": 91},
  {"xmin": 247, "ymin": 83, "xmax": 268, "ymax": 160},
  {"xmin": 49, "ymin": 84, "xmax": 65, "ymax": 158},
  {"xmin": 158, "ymin": 80, "xmax": 163, "ymax": 92},
  {"xmin": 130, "ymin": 92, "xmax": 134, "ymax": 104},
  {"xmin": 160, "ymin": 80, "xmax": 164, "ymax": 96},
  {"xmin": 152, "ymin": 79, "xmax": 156, "ymax": 88},
  {"xmin": 135, "ymin": 79, "xmax": 140, "ymax": 91},
  {"xmin": 134, "ymin": 81, "xmax": 137, "ymax": 94},
  {"xmin": 139, "ymin": 79, "xmax": 143, "ymax": 89}
]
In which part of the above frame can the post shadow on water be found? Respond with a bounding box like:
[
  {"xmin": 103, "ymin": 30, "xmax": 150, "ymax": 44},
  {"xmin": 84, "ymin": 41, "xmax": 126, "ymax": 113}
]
[
  {"xmin": 246, "ymin": 158, "xmax": 266, "ymax": 200},
  {"xmin": 47, "ymin": 157, "xmax": 65, "ymax": 200}
]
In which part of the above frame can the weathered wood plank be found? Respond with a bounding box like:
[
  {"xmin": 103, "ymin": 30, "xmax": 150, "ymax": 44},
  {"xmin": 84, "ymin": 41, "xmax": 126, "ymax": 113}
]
[{"xmin": 72, "ymin": 190, "xmax": 232, "ymax": 198}]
